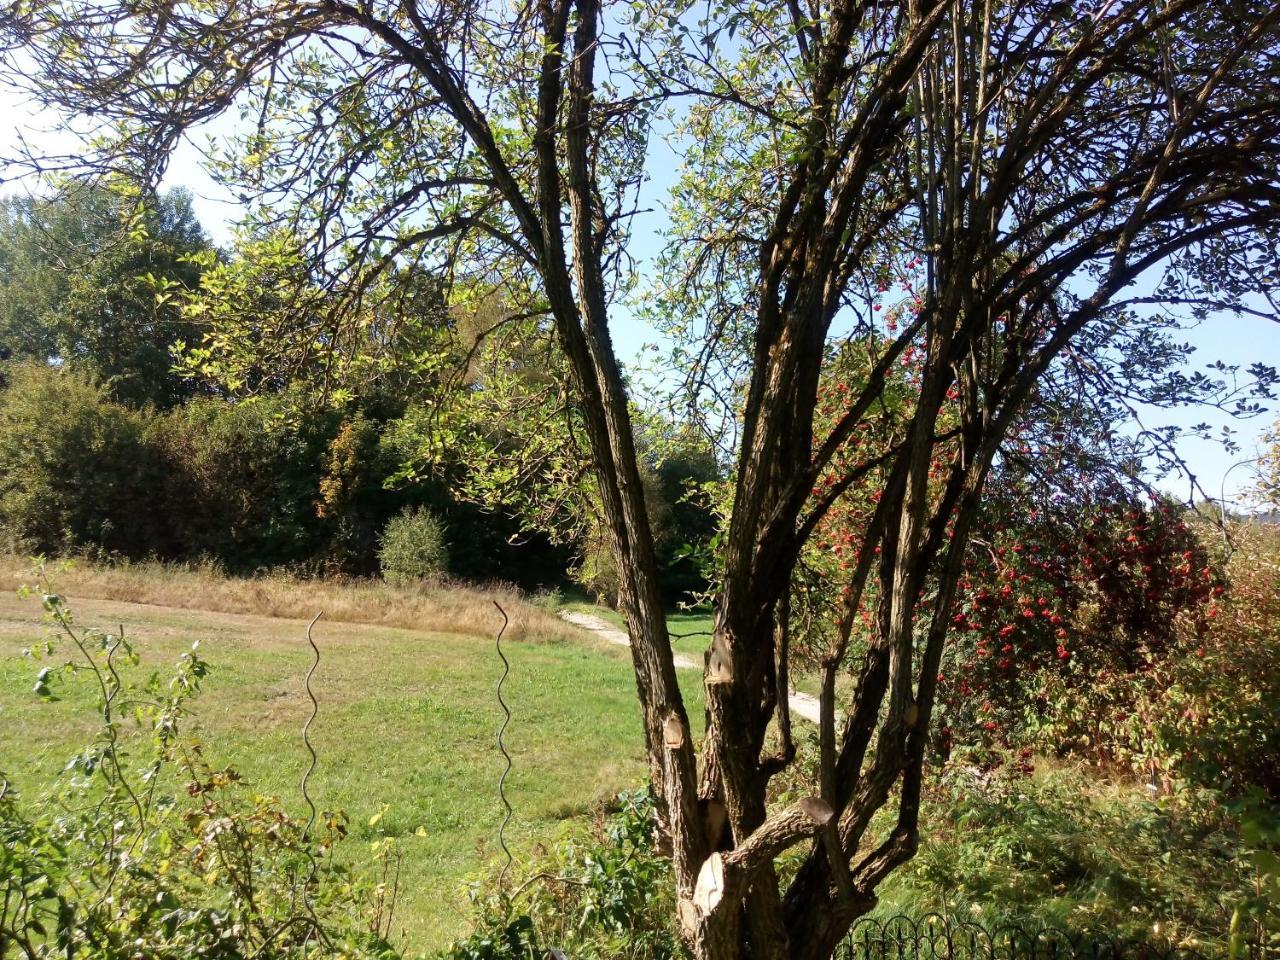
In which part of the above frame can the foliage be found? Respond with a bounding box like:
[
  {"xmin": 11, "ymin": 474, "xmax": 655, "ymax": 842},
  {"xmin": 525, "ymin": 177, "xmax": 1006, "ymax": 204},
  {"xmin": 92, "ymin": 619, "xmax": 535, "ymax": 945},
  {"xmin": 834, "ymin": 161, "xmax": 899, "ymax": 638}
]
[
  {"xmin": 382, "ymin": 302, "xmax": 720, "ymax": 601},
  {"xmin": 175, "ymin": 230, "xmax": 452, "ymax": 409},
  {"xmin": 931, "ymin": 510, "xmax": 1280, "ymax": 802},
  {"xmin": 0, "ymin": 363, "xmax": 165, "ymax": 557},
  {"xmin": 0, "ymin": 364, "xmax": 367, "ymax": 569},
  {"xmin": 574, "ymin": 433, "xmax": 720, "ymax": 607},
  {"xmin": 0, "ymin": 184, "xmax": 209, "ymax": 408},
  {"xmin": 1257, "ymin": 423, "xmax": 1280, "ymax": 511},
  {"xmin": 378, "ymin": 506, "xmax": 450, "ymax": 583},
  {"xmin": 445, "ymin": 791, "xmax": 683, "ymax": 960},
  {"xmin": 0, "ymin": 360, "xmax": 574, "ymax": 582},
  {"xmin": 1132, "ymin": 523, "xmax": 1280, "ymax": 798},
  {"xmin": 383, "ymin": 301, "xmax": 591, "ymax": 549},
  {"xmin": 447, "ymin": 766, "xmax": 1280, "ymax": 960},
  {"xmin": 875, "ymin": 759, "xmax": 1279, "ymax": 957},
  {"xmin": 801, "ymin": 345, "xmax": 1254, "ymax": 798},
  {"xmin": 0, "ymin": 566, "xmax": 398, "ymax": 959},
  {"xmin": 641, "ymin": 425, "xmax": 722, "ymax": 604},
  {"xmin": 938, "ymin": 493, "xmax": 1219, "ymax": 764},
  {"xmin": 317, "ymin": 415, "xmax": 400, "ymax": 575},
  {"xmin": 155, "ymin": 392, "xmax": 344, "ymax": 570}
]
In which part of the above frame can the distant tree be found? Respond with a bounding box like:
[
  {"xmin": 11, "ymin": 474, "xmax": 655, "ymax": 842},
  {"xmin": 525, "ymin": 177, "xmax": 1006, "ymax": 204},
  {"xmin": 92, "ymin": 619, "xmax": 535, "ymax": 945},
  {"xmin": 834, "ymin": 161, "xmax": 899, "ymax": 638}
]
[
  {"xmin": 176, "ymin": 229, "xmax": 453, "ymax": 410},
  {"xmin": 0, "ymin": 362, "xmax": 164, "ymax": 555},
  {"xmin": 6, "ymin": 1, "xmax": 1278, "ymax": 957},
  {"xmin": 649, "ymin": 432, "xmax": 721, "ymax": 602},
  {"xmin": 0, "ymin": 184, "xmax": 210, "ymax": 407}
]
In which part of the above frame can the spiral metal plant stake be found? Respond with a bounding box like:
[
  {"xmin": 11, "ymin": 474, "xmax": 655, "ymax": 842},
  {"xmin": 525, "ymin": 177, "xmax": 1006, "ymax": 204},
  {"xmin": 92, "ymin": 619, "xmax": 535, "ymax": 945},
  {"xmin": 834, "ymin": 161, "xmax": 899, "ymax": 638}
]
[
  {"xmin": 296, "ymin": 612, "xmax": 327, "ymax": 953},
  {"xmin": 301, "ymin": 611, "xmax": 323, "ymax": 842},
  {"xmin": 492, "ymin": 601, "xmax": 515, "ymax": 890}
]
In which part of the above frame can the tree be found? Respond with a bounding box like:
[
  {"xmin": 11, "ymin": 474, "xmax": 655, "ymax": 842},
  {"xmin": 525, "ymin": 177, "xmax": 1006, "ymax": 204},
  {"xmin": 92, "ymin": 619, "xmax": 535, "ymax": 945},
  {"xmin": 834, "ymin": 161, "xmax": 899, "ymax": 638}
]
[
  {"xmin": 4, "ymin": 2, "xmax": 1277, "ymax": 957},
  {"xmin": 0, "ymin": 362, "xmax": 164, "ymax": 554},
  {"xmin": 176, "ymin": 228, "xmax": 456, "ymax": 408},
  {"xmin": 0, "ymin": 184, "xmax": 210, "ymax": 407}
]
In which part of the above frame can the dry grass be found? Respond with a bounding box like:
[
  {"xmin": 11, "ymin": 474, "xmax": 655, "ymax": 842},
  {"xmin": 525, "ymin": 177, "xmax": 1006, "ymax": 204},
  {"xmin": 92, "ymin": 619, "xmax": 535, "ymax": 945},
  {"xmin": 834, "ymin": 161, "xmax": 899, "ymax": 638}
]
[{"xmin": 0, "ymin": 554, "xmax": 580, "ymax": 645}]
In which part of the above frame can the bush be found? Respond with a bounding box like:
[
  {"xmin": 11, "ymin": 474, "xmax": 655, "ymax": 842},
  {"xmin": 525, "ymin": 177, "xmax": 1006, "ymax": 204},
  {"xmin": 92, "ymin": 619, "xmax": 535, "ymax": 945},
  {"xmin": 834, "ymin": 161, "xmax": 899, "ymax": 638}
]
[
  {"xmin": 1138, "ymin": 522, "xmax": 1280, "ymax": 797},
  {"xmin": 378, "ymin": 506, "xmax": 450, "ymax": 583},
  {"xmin": 0, "ymin": 364, "xmax": 569, "ymax": 582},
  {"xmin": 155, "ymin": 393, "xmax": 342, "ymax": 570},
  {"xmin": 948, "ymin": 514, "xmax": 1279, "ymax": 802},
  {"xmin": 936, "ymin": 495, "xmax": 1220, "ymax": 773},
  {"xmin": 317, "ymin": 415, "xmax": 395, "ymax": 575},
  {"xmin": 0, "ymin": 363, "xmax": 167, "ymax": 557},
  {"xmin": 446, "ymin": 790, "xmax": 681, "ymax": 960}
]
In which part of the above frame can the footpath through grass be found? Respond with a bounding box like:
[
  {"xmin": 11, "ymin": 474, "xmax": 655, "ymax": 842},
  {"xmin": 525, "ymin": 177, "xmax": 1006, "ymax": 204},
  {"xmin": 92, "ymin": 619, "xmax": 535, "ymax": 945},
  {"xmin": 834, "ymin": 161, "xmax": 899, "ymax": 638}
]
[{"xmin": 0, "ymin": 570, "xmax": 705, "ymax": 952}]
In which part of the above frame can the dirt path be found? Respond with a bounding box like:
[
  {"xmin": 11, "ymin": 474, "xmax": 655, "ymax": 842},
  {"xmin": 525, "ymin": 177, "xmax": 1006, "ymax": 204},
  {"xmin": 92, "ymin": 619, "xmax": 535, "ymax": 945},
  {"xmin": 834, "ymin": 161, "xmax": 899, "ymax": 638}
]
[{"xmin": 557, "ymin": 610, "xmax": 821, "ymax": 724}]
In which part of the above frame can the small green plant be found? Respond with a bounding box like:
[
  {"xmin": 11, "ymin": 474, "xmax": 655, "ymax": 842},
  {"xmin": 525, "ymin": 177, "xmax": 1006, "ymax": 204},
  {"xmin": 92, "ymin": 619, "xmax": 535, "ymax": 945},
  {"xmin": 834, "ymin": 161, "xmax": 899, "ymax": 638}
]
[
  {"xmin": 378, "ymin": 506, "xmax": 450, "ymax": 584},
  {"xmin": 529, "ymin": 586, "xmax": 564, "ymax": 612},
  {"xmin": 446, "ymin": 790, "xmax": 683, "ymax": 960},
  {"xmin": 1229, "ymin": 790, "xmax": 1280, "ymax": 958}
]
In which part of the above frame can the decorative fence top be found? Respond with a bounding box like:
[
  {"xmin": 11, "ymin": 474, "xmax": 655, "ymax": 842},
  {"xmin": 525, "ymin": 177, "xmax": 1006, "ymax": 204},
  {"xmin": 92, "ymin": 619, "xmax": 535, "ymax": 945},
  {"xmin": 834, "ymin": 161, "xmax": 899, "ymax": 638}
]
[{"xmin": 837, "ymin": 914, "xmax": 1268, "ymax": 960}]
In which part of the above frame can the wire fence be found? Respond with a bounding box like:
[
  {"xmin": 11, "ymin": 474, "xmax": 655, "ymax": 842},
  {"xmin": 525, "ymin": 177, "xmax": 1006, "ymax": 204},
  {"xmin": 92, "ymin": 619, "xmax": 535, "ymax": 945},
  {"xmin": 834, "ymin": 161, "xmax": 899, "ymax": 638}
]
[{"xmin": 837, "ymin": 915, "xmax": 1270, "ymax": 960}]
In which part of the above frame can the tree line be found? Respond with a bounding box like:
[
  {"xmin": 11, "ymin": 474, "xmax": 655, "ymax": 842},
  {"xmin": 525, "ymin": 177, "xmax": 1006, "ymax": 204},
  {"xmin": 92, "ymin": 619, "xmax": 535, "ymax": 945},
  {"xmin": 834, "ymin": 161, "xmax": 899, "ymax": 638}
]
[{"xmin": 0, "ymin": 185, "xmax": 718, "ymax": 595}]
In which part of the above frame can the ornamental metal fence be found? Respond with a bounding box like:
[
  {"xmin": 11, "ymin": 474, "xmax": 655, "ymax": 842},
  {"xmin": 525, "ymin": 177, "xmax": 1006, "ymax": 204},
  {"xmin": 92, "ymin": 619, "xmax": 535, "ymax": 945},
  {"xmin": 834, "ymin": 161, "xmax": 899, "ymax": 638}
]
[{"xmin": 836, "ymin": 914, "xmax": 1270, "ymax": 960}]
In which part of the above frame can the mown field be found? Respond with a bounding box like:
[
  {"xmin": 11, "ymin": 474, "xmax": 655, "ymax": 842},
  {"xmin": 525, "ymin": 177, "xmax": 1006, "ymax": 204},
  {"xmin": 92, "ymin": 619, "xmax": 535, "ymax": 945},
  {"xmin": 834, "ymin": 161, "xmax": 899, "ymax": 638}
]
[{"xmin": 0, "ymin": 560, "xmax": 705, "ymax": 951}]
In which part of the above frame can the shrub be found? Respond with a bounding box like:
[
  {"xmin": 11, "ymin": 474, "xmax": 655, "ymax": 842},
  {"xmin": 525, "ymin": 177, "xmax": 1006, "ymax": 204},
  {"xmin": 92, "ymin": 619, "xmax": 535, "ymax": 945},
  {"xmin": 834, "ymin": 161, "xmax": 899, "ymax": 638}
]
[
  {"xmin": 445, "ymin": 790, "xmax": 681, "ymax": 960},
  {"xmin": 1138, "ymin": 522, "xmax": 1280, "ymax": 797},
  {"xmin": 936, "ymin": 495, "xmax": 1219, "ymax": 771},
  {"xmin": 378, "ymin": 506, "xmax": 450, "ymax": 583},
  {"xmin": 155, "ymin": 393, "xmax": 342, "ymax": 570},
  {"xmin": 0, "ymin": 363, "xmax": 167, "ymax": 557},
  {"xmin": 954, "ymin": 516, "xmax": 1280, "ymax": 801},
  {"xmin": 317, "ymin": 414, "xmax": 393, "ymax": 575},
  {"xmin": 0, "ymin": 363, "xmax": 575, "ymax": 584},
  {"xmin": 0, "ymin": 366, "xmax": 371, "ymax": 570}
]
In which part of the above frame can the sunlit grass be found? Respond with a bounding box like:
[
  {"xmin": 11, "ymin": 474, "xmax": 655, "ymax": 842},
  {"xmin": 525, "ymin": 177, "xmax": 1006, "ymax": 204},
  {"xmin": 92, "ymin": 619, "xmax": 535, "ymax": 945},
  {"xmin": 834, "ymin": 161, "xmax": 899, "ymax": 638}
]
[{"xmin": 0, "ymin": 575, "xmax": 705, "ymax": 952}]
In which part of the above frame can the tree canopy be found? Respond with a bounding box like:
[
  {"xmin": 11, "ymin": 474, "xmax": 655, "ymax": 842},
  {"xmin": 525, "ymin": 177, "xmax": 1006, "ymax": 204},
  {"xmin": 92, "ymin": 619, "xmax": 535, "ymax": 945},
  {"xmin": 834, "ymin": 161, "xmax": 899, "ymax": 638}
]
[
  {"xmin": 0, "ymin": 184, "xmax": 209, "ymax": 406},
  {"xmin": 3, "ymin": 1, "xmax": 1278, "ymax": 957}
]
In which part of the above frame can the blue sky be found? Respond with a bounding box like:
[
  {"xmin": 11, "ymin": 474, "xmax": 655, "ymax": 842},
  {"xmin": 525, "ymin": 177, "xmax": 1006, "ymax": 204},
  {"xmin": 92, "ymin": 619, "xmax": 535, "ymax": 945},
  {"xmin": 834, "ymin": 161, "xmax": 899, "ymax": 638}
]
[{"xmin": 1, "ymin": 87, "xmax": 1275, "ymax": 506}]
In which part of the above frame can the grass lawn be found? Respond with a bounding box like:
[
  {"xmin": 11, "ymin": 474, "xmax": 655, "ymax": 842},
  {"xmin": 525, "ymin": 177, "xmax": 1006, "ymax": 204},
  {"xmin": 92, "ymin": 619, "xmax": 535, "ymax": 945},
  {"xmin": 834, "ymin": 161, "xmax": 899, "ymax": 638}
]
[{"xmin": 0, "ymin": 579, "xmax": 705, "ymax": 953}]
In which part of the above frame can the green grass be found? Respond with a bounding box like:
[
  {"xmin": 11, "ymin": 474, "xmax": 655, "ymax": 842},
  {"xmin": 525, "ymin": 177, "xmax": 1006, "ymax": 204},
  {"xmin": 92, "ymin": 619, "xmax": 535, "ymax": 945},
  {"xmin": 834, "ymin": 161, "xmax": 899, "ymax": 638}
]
[{"xmin": 0, "ymin": 589, "xmax": 705, "ymax": 953}]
